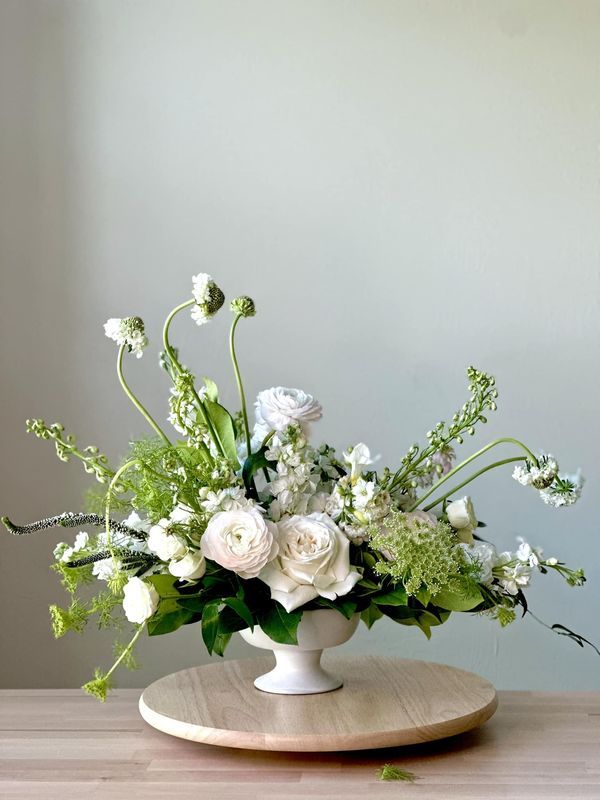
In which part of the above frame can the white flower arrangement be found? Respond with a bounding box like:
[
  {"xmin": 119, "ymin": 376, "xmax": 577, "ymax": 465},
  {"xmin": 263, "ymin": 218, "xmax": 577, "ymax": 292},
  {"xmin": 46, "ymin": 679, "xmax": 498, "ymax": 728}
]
[{"xmin": 2, "ymin": 274, "xmax": 595, "ymax": 701}]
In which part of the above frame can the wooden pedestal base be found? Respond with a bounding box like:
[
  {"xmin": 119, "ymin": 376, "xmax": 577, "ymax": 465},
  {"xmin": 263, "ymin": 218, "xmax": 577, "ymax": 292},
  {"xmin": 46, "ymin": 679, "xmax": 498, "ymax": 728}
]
[{"xmin": 139, "ymin": 655, "xmax": 497, "ymax": 752}]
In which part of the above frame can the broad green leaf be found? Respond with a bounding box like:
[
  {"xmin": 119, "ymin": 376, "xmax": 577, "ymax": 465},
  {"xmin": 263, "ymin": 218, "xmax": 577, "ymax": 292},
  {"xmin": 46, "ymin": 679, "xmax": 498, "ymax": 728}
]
[
  {"xmin": 148, "ymin": 609, "xmax": 195, "ymax": 636},
  {"xmin": 373, "ymin": 587, "xmax": 408, "ymax": 607},
  {"xmin": 258, "ymin": 604, "xmax": 302, "ymax": 645},
  {"xmin": 212, "ymin": 632, "xmax": 232, "ymax": 657},
  {"xmin": 431, "ymin": 586, "xmax": 483, "ymax": 612},
  {"xmin": 360, "ymin": 605, "xmax": 383, "ymax": 629},
  {"xmin": 312, "ymin": 597, "xmax": 358, "ymax": 619},
  {"xmin": 222, "ymin": 597, "xmax": 254, "ymax": 630},
  {"xmin": 147, "ymin": 574, "xmax": 179, "ymax": 597},
  {"xmin": 415, "ymin": 587, "xmax": 432, "ymax": 607},
  {"xmin": 242, "ymin": 447, "xmax": 276, "ymax": 491},
  {"xmin": 203, "ymin": 377, "xmax": 219, "ymax": 403},
  {"xmin": 201, "ymin": 600, "xmax": 221, "ymax": 654},
  {"xmin": 204, "ymin": 399, "xmax": 240, "ymax": 470}
]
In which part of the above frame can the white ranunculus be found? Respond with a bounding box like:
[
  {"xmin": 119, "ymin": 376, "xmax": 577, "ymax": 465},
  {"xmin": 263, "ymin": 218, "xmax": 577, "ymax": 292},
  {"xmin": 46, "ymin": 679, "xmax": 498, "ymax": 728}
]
[
  {"xmin": 147, "ymin": 519, "xmax": 187, "ymax": 562},
  {"xmin": 446, "ymin": 496, "xmax": 477, "ymax": 533},
  {"xmin": 169, "ymin": 551, "xmax": 206, "ymax": 581},
  {"xmin": 122, "ymin": 577, "xmax": 159, "ymax": 624},
  {"xmin": 201, "ymin": 508, "xmax": 278, "ymax": 579},
  {"xmin": 260, "ymin": 513, "xmax": 361, "ymax": 612},
  {"xmin": 254, "ymin": 387, "xmax": 322, "ymax": 436},
  {"xmin": 343, "ymin": 443, "xmax": 375, "ymax": 478}
]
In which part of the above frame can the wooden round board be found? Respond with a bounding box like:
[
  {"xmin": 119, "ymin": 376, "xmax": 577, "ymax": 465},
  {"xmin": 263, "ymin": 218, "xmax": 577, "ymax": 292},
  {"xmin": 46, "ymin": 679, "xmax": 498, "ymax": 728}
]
[{"xmin": 139, "ymin": 655, "xmax": 498, "ymax": 752}]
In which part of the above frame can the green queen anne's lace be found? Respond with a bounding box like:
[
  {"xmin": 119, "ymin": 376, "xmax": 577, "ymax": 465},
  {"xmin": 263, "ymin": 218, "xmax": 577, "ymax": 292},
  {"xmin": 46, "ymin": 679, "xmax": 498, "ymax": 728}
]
[{"xmin": 368, "ymin": 512, "xmax": 469, "ymax": 596}]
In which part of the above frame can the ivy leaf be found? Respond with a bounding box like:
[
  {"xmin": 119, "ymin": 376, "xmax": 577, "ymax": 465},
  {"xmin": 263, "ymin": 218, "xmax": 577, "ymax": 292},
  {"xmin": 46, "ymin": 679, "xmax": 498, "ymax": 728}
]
[
  {"xmin": 204, "ymin": 399, "xmax": 240, "ymax": 470},
  {"xmin": 258, "ymin": 603, "xmax": 302, "ymax": 645},
  {"xmin": 361, "ymin": 605, "xmax": 384, "ymax": 629},
  {"xmin": 201, "ymin": 600, "xmax": 221, "ymax": 654}
]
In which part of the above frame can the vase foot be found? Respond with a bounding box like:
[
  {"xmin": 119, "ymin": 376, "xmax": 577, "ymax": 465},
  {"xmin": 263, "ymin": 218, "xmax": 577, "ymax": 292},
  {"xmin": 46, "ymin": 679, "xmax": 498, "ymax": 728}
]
[{"xmin": 253, "ymin": 666, "xmax": 342, "ymax": 695}]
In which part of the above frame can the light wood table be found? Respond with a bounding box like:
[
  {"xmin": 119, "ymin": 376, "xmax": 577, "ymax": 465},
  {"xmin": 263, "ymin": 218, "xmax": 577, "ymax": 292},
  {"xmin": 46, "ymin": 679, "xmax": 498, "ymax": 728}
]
[{"xmin": 1, "ymin": 688, "xmax": 599, "ymax": 799}]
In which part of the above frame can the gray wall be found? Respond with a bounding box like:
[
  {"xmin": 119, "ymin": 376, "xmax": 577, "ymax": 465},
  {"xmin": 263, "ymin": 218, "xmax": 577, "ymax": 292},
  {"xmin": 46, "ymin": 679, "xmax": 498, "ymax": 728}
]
[{"xmin": 1, "ymin": 0, "xmax": 599, "ymax": 691}]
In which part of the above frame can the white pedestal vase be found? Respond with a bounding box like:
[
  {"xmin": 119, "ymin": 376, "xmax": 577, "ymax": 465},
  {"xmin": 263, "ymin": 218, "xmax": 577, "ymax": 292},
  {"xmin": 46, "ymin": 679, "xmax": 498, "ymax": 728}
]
[{"xmin": 239, "ymin": 608, "xmax": 360, "ymax": 695}]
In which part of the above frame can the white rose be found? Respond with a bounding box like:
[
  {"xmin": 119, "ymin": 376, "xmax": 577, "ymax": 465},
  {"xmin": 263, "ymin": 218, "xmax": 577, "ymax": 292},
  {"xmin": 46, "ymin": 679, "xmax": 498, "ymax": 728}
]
[
  {"xmin": 343, "ymin": 443, "xmax": 375, "ymax": 478},
  {"xmin": 260, "ymin": 513, "xmax": 361, "ymax": 612},
  {"xmin": 147, "ymin": 518, "xmax": 187, "ymax": 562},
  {"xmin": 122, "ymin": 577, "xmax": 159, "ymax": 624},
  {"xmin": 169, "ymin": 551, "xmax": 206, "ymax": 581},
  {"xmin": 446, "ymin": 496, "xmax": 477, "ymax": 544},
  {"xmin": 201, "ymin": 508, "xmax": 278, "ymax": 578},
  {"xmin": 254, "ymin": 387, "xmax": 322, "ymax": 435}
]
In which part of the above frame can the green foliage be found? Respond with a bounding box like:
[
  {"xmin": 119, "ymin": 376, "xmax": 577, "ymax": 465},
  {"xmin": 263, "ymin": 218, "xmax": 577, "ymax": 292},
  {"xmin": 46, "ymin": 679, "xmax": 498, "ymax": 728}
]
[
  {"xmin": 432, "ymin": 581, "xmax": 483, "ymax": 612},
  {"xmin": 361, "ymin": 604, "xmax": 384, "ymax": 629},
  {"xmin": 377, "ymin": 764, "xmax": 417, "ymax": 782},
  {"xmin": 204, "ymin": 399, "xmax": 240, "ymax": 470},
  {"xmin": 257, "ymin": 604, "xmax": 303, "ymax": 645},
  {"xmin": 51, "ymin": 561, "xmax": 93, "ymax": 595},
  {"xmin": 112, "ymin": 640, "xmax": 140, "ymax": 671},
  {"xmin": 49, "ymin": 600, "xmax": 88, "ymax": 638},
  {"xmin": 26, "ymin": 419, "xmax": 114, "ymax": 483},
  {"xmin": 82, "ymin": 668, "xmax": 112, "ymax": 702},
  {"xmin": 242, "ymin": 446, "xmax": 275, "ymax": 491}
]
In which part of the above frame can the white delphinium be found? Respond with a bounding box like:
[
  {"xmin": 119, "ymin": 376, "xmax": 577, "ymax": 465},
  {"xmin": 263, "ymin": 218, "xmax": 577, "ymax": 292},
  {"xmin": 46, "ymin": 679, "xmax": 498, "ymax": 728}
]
[
  {"xmin": 253, "ymin": 387, "xmax": 322, "ymax": 443},
  {"xmin": 539, "ymin": 471, "xmax": 584, "ymax": 507},
  {"xmin": 513, "ymin": 453, "xmax": 559, "ymax": 489},
  {"xmin": 190, "ymin": 273, "xmax": 225, "ymax": 325},
  {"xmin": 103, "ymin": 317, "xmax": 148, "ymax": 358}
]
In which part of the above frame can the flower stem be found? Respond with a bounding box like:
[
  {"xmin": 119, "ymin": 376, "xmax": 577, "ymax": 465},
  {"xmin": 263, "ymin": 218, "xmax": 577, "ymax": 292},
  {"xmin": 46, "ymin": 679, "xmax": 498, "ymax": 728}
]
[
  {"xmin": 117, "ymin": 346, "xmax": 171, "ymax": 445},
  {"xmin": 162, "ymin": 299, "xmax": 227, "ymax": 461},
  {"xmin": 422, "ymin": 456, "xmax": 525, "ymax": 511},
  {"xmin": 105, "ymin": 624, "xmax": 145, "ymax": 680},
  {"xmin": 407, "ymin": 437, "xmax": 538, "ymax": 512},
  {"xmin": 104, "ymin": 458, "xmax": 140, "ymax": 549},
  {"xmin": 229, "ymin": 314, "xmax": 252, "ymax": 457}
]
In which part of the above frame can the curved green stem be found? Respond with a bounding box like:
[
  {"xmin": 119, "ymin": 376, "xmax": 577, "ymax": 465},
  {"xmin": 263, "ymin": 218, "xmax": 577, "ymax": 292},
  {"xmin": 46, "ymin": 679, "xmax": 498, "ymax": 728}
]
[
  {"xmin": 230, "ymin": 314, "xmax": 252, "ymax": 457},
  {"xmin": 105, "ymin": 623, "xmax": 145, "ymax": 680},
  {"xmin": 422, "ymin": 456, "xmax": 525, "ymax": 512},
  {"xmin": 162, "ymin": 299, "xmax": 226, "ymax": 460},
  {"xmin": 407, "ymin": 437, "xmax": 538, "ymax": 512},
  {"xmin": 104, "ymin": 458, "xmax": 140, "ymax": 548},
  {"xmin": 117, "ymin": 346, "xmax": 171, "ymax": 446}
]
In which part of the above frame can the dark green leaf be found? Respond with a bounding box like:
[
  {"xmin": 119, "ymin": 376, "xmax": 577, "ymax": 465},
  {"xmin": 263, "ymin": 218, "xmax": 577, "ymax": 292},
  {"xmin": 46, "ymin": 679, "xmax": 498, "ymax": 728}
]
[
  {"xmin": 212, "ymin": 632, "xmax": 232, "ymax": 657},
  {"xmin": 201, "ymin": 600, "xmax": 221, "ymax": 654},
  {"xmin": 242, "ymin": 447, "xmax": 276, "ymax": 491},
  {"xmin": 222, "ymin": 597, "xmax": 254, "ymax": 630},
  {"xmin": 204, "ymin": 399, "xmax": 240, "ymax": 470},
  {"xmin": 373, "ymin": 587, "xmax": 408, "ymax": 607},
  {"xmin": 148, "ymin": 609, "xmax": 194, "ymax": 636},
  {"xmin": 361, "ymin": 605, "xmax": 383, "ymax": 629},
  {"xmin": 258, "ymin": 604, "xmax": 302, "ymax": 645}
]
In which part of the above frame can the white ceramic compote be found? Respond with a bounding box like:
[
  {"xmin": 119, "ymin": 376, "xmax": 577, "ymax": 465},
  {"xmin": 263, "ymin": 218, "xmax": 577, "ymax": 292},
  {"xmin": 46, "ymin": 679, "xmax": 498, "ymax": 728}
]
[{"xmin": 239, "ymin": 608, "xmax": 360, "ymax": 695}]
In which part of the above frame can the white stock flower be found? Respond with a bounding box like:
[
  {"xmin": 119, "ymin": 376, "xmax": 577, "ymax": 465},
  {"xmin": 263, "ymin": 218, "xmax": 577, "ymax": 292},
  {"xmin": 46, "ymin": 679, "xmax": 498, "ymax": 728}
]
[
  {"xmin": 201, "ymin": 508, "xmax": 278, "ymax": 578},
  {"xmin": 343, "ymin": 443, "xmax": 375, "ymax": 478},
  {"xmin": 169, "ymin": 551, "xmax": 206, "ymax": 581},
  {"xmin": 103, "ymin": 317, "xmax": 148, "ymax": 358},
  {"xmin": 260, "ymin": 513, "xmax": 361, "ymax": 612},
  {"xmin": 254, "ymin": 387, "xmax": 322, "ymax": 437},
  {"xmin": 495, "ymin": 551, "xmax": 532, "ymax": 595},
  {"xmin": 122, "ymin": 577, "xmax": 159, "ymax": 624},
  {"xmin": 56, "ymin": 531, "xmax": 89, "ymax": 563},
  {"xmin": 199, "ymin": 486, "xmax": 253, "ymax": 514},
  {"xmin": 515, "ymin": 538, "xmax": 543, "ymax": 568}
]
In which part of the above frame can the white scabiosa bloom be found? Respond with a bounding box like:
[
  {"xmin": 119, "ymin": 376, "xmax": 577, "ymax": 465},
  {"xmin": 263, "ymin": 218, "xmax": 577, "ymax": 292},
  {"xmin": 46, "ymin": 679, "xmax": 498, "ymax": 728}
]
[
  {"xmin": 260, "ymin": 513, "xmax": 361, "ymax": 612},
  {"xmin": 513, "ymin": 453, "xmax": 559, "ymax": 489},
  {"xmin": 190, "ymin": 273, "xmax": 225, "ymax": 325},
  {"xmin": 103, "ymin": 317, "xmax": 148, "ymax": 358},
  {"xmin": 539, "ymin": 471, "xmax": 584, "ymax": 507},
  {"xmin": 122, "ymin": 577, "xmax": 159, "ymax": 624}
]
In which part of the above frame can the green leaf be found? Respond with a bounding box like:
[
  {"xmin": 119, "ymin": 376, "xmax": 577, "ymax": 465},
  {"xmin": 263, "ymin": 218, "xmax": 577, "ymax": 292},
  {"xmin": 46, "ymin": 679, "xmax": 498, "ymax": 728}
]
[
  {"xmin": 222, "ymin": 597, "xmax": 254, "ymax": 630},
  {"xmin": 415, "ymin": 587, "xmax": 432, "ymax": 607},
  {"xmin": 373, "ymin": 587, "xmax": 408, "ymax": 606},
  {"xmin": 212, "ymin": 632, "xmax": 232, "ymax": 657},
  {"xmin": 201, "ymin": 600, "xmax": 221, "ymax": 654},
  {"xmin": 147, "ymin": 574, "xmax": 179, "ymax": 597},
  {"xmin": 312, "ymin": 597, "xmax": 357, "ymax": 619},
  {"xmin": 242, "ymin": 446, "xmax": 276, "ymax": 491},
  {"xmin": 258, "ymin": 603, "xmax": 302, "ymax": 645},
  {"xmin": 361, "ymin": 604, "xmax": 384, "ymax": 629},
  {"xmin": 431, "ymin": 586, "xmax": 483, "ymax": 612},
  {"xmin": 204, "ymin": 399, "xmax": 240, "ymax": 470},
  {"xmin": 147, "ymin": 609, "xmax": 195, "ymax": 636},
  {"xmin": 203, "ymin": 377, "xmax": 219, "ymax": 403}
]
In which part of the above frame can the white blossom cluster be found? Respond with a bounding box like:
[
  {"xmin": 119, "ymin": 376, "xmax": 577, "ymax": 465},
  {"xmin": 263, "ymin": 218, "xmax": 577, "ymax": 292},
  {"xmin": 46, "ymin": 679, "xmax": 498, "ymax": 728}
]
[
  {"xmin": 513, "ymin": 454, "xmax": 583, "ymax": 508},
  {"xmin": 103, "ymin": 317, "xmax": 148, "ymax": 358}
]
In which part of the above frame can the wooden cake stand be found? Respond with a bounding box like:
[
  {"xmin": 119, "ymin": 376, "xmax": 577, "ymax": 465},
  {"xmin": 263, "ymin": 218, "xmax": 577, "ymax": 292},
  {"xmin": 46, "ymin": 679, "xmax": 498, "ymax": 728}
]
[{"xmin": 139, "ymin": 655, "xmax": 497, "ymax": 752}]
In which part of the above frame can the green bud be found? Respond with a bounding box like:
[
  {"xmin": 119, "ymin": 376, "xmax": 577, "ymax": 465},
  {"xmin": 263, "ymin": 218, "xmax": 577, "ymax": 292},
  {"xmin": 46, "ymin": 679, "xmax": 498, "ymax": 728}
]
[{"xmin": 230, "ymin": 295, "xmax": 256, "ymax": 318}]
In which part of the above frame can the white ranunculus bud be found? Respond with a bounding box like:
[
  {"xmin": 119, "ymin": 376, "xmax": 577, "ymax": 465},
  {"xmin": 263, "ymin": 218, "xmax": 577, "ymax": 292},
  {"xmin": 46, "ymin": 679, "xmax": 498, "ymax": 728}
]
[
  {"xmin": 147, "ymin": 519, "xmax": 187, "ymax": 562},
  {"xmin": 254, "ymin": 387, "xmax": 322, "ymax": 436},
  {"xmin": 122, "ymin": 577, "xmax": 159, "ymax": 624},
  {"xmin": 260, "ymin": 513, "xmax": 361, "ymax": 612},
  {"xmin": 201, "ymin": 508, "xmax": 278, "ymax": 579},
  {"xmin": 446, "ymin": 496, "xmax": 477, "ymax": 532},
  {"xmin": 169, "ymin": 551, "xmax": 206, "ymax": 581}
]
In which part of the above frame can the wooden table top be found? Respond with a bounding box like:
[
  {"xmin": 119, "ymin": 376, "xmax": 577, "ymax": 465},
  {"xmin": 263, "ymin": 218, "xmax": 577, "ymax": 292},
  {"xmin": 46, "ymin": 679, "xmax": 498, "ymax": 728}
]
[{"xmin": 1, "ymin": 688, "xmax": 599, "ymax": 799}]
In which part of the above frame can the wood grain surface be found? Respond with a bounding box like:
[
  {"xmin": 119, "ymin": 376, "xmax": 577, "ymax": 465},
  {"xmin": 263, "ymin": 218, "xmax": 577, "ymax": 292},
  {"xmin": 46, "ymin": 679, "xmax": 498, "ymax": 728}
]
[
  {"xmin": 139, "ymin": 656, "xmax": 498, "ymax": 751},
  {"xmin": 1, "ymin": 684, "xmax": 600, "ymax": 799}
]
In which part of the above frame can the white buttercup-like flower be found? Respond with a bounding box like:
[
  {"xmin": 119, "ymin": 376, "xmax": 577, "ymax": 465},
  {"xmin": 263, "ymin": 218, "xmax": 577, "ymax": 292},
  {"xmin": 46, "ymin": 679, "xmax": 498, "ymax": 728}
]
[
  {"xmin": 260, "ymin": 513, "xmax": 361, "ymax": 612},
  {"xmin": 169, "ymin": 551, "xmax": 206, "ymax": 581},
  {"xmin": 103, "ymin": 316, "xmax": 148, "ymax": 358},
  {"xmin": 201, "ymin": 508, "xmax": 278, "ymax": 579},
  {"xmin": 343, "ymin": 443, "xmax": 375, "ymax": 478},
  {"xmin": 122, "ymin": 577, "xmax": 159, "ymax": 624},
  {"xmin": 254, "ymin": 387, "xmax": 322, "ymax": 437},
  {"xmin": 147, "ymin": 513, "xmax": 188, "ymax": 562}
]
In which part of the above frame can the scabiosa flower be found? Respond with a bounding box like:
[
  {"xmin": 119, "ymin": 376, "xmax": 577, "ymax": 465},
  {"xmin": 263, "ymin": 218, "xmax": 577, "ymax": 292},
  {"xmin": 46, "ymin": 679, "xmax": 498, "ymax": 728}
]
[
  {"xmin": 191, "ymin": 273, "xmax": 225, "ymax": 325},
  {"xmin": 539, "ymin": 471, "xmax": 585, "ymax": 507},
  {"xmin": 512, "ymin": 453, "xmax": 559, "ymax": 489},
  {"xmin": 103, "ymin": 317, "xmax": 148, "ymax": 358},
  {"xmin": 230, "ymin": 296, "xmax": 256, "ymax": 318}
]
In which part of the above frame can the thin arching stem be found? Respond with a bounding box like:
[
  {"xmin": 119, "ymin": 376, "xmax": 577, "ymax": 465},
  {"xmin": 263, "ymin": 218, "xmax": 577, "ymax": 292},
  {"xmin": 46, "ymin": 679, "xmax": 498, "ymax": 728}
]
[
  {"xmin": 117, "ymin": 346, "xmax": 171, "ymax": 446},
  {"xmin": 229, "ymin": 314, "xmax": 252, "ymax": 457},
  {"xmin": 422, "ymin": 456, "xmax": 525, "ymax": 511}
]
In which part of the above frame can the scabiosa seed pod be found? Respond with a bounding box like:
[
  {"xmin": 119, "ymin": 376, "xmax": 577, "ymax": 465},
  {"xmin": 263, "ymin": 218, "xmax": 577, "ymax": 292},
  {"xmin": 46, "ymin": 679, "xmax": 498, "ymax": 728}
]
[
  {"xmin": 230, "ymin": 296, "xmax": 256, "ymax": 318},
  {"xmin": 191, "ymin": 273, "xmax": 225, "ymax": 325}
]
